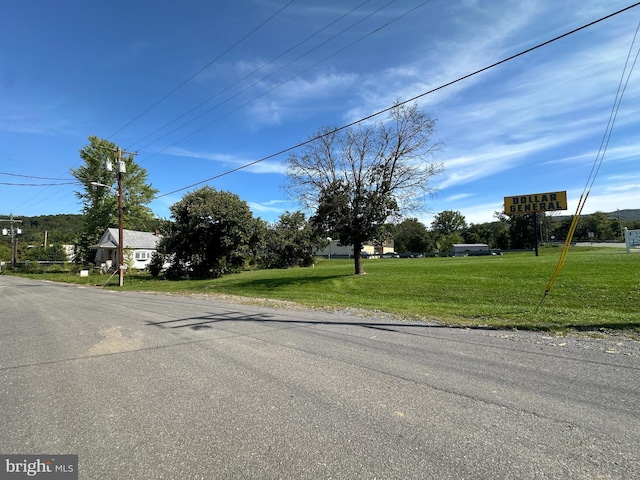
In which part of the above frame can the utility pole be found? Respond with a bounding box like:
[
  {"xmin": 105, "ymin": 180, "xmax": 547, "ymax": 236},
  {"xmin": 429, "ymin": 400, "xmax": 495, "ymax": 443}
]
[
  {"xmin": 113, "ymin": 147, "xmax": 137, "ymax": 287},
  {"xmin": 117, "ymin": 147, "xmax": 125, "ymax": 287},
  {"xmin": 1, "ymin": 214, "xmax": 23, "ymax": 268},
  {"xmin": 92, "ymin": 146, "xmax": 136, "ymax": 286}
]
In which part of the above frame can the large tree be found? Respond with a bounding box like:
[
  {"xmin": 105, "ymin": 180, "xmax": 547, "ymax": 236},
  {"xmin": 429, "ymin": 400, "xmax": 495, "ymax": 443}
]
[
  {"xmin": 394, "ymin": 218, "xmax": 431, "ymax": 253},
  {"xmin": 585, "ymin": 211, "xmax": 615, "ymax": 241},
  {"xmin": 431, "ymin": 210, "xmax": 467, "ymax": 252},
  {"xmin": 285, "ymin": 103, "xmax": 443, "ymax": 274},
  {"xmin": 71, "ymin": 136, "xmax": 158, "ymax": 264},
  {"xmin": 431, "ymin": 210, "xmax": 467, "ymax": 235},
  {"xmin": 259, "ymin": 211, "xmax": 325, "ymax": 269},
  {"xmin": 158, "ymin": 186, "xmax": 259, "ymax": 278}
]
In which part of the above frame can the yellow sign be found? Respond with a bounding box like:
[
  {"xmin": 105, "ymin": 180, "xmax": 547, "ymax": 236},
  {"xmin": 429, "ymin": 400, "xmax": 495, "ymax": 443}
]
[{"xmin": 504, "ymin": 191, "xmax": 567, "ymax": 215}]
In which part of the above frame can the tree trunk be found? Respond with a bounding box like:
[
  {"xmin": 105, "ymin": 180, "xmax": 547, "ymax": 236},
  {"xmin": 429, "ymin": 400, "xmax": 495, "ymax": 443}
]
[{"xmin": 353, "ymin": 240, "xmax": 365, "ymax": 275}]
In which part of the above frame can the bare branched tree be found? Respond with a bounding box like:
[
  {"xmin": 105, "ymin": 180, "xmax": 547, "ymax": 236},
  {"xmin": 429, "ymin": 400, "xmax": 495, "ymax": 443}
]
[{"xmin": 285, "ymin": 103, "xmax": 444, "ymax": 274}]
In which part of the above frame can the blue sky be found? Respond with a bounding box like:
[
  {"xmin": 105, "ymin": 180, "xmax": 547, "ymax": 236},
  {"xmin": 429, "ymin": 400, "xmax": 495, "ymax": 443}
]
[{"xmin": 1, "ymin": 0, "xmax": 639, "ymax": 227}]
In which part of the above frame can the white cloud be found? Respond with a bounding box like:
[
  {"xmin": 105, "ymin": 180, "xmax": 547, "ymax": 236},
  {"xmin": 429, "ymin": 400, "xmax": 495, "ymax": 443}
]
[
  {"xmin": 163, "ymin": 146, "xmax": 286, "ymax": 174},
  {"xmin": 247, "ymin": 199, "xmax": 291, "ymax": 215}
]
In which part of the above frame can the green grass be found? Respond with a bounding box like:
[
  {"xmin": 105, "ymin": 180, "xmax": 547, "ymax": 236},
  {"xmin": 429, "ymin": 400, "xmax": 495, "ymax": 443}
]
[{"xmin": 6, "ymin": 247, "xmax": 640, "ymax": 334}]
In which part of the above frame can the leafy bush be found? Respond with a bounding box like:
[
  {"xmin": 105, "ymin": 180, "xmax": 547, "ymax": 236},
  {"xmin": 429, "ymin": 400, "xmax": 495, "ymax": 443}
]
[{"xmin": 148, "ymin": 252, "xmax": 166, "ymax": 278}]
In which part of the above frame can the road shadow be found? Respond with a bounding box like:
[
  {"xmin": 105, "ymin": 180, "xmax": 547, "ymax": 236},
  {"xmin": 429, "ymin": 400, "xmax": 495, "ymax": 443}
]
[
  {"xmin": 145, "ymin": 309, "xmax": 479, "ymax": 335},
  {"xmin": 144, "ymin": 309, "xmax": 639, "ymax": 336},
  {"xmin": 214, "ymin": 273, "xmax": 353, "ymax": 290}
]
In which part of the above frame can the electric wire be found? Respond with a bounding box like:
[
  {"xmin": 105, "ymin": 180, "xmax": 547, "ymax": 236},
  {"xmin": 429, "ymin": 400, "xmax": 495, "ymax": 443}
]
[
  {"xmin": 125, "ymin": 0, "xmax": 374, "ymax": 151},
  {"xmin": 0, "ymin": 172, "xmax": 75, "ymax": 181},
  {"xmin": 537, "ymin": 18, "xmax": 640, "ymax": 309},
  {"xmin": 154, "ymin": 2, "xmax": 640, "ymax": 200},
  {"xmin": 131, "ymin": 0, "xmax": 407, "ymax": 155},
  {"xmin": 6, "ymin": 3, "xmax": 639, "ymax": 217},
  {"xmin": 0, "ymin": 182, "xmax": 78, "ymax": 187},
  {"xmin": 109, "ymin": 0, "xmax": 297, "ymax": 139},
  {"xmin": 137, "ymin": 0, "xmax": 429, "ymax": 162},
  {"xmin": 6, "ymin": 1, "xmax": 297, "ymax": 215}
]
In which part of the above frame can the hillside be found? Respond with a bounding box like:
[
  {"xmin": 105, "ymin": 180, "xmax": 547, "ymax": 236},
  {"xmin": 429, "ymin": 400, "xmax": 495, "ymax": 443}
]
[
  {"xmin": 554, "ymin": 209, "xmax": 640, "ymax": 222},
  {"xmin": 0, "ymin": 214, "xmax": 84, "ymax": 246}
]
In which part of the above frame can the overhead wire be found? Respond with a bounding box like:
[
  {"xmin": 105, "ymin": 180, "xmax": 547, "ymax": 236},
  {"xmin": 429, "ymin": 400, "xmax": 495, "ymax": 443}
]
[
  {"xmin": 537, "ymin": 16, "xmax": 640, "ymax": 309},
  {"xmin": 0, "ymin": 172, "xmax": 76, "ymax": 181},
  {"xmin": 0, "ymin": 182, "xmax": 78, "ymax": 187},
  {"xmin": 137, "ymin": 0, "xmax": 429, "ymax": 163},
  {"xmin": 2, "ymin": 0, "xmax": 412, "ymax": 214},
  {"xmin": 154, "ymin": 2, "xmax": 640, "ymax": 200},
  {"xmin": 6, "ymin": 0, "xmax": 297, "ymax": 215},
  {"xmin": 7, "ymin": 3, "xmax": 640, "ymax": 217},
  {"xmin": 131, "ymin": 0, "xmax": 406, "ymax": 156},
  {"xmin": 125, "ymin": 0, "xmax": 375, "ymax": 151},
  {"xmin": 109, "ymin": 0, "xmax": 297, "ymax": 139}
]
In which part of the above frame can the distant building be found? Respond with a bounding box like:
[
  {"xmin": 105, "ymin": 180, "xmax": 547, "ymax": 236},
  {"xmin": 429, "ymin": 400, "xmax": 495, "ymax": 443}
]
[
  {"xmin": 316, "ymin": 239, "xmax": 395, "ymax": 258},
  {"xmin": 452, "ymin": 244, "xmax": 490, "ymax": 256},
  {"xmin": 90, "ymin": 228, "xmax": 160, "ymax": 270}
]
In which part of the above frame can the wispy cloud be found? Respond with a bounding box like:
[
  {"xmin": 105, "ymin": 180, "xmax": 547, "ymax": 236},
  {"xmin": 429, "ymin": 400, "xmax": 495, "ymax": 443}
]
[
  {"xmin": 247, "ymin": 199, "xmax": 292, "ymax": 215},
  {"xmin": 163, "ymin": 146, "xmax": 286, "ymax": 174}
]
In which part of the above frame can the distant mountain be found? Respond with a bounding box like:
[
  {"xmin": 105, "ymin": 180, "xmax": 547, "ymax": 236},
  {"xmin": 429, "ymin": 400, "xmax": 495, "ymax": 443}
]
[
  {"xmin": 555, "ymin": 209, "xmax": 640, "ymax": 222},
  {"xmin": 604, "ymin": 209, "xmax": 640, "ymax": 222}
]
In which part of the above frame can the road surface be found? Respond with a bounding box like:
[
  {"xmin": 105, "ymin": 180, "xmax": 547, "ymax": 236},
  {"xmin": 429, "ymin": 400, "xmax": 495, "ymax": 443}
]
[{"xmin": 1, "ymin": 275, "xmax": 638, "ymax": 479}]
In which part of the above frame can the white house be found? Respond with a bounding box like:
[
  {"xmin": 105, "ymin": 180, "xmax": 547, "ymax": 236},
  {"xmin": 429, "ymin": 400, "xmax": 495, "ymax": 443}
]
[{"xmin": 90, "ymin": 228, "xmax": 160, "ymax": 270}]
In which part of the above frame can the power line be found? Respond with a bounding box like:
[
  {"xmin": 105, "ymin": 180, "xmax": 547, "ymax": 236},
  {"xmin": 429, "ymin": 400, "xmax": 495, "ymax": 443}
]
[
  {"xmin": 125, "ymin": 0, "xmax": 374, "ymax": 151},
  {"xmin": 538, "ymin": 16, "xmax": 640, "ymax": 305},
  {"xmin": 0, "ymin": 182, "xmax": 78, "ymax": 186},
  {"xmin": 138, "ymin": 0, "xmax": 428, "ymax": 161},
  {"xmin": 155, "ymin": 2, "xmax": 640, "ymax": 200},
  {"xmin": 0, "ymin": 171, "xmax": 75, "ymax": 181},
  {"xmin": 6, "ymin": 1, "xmax": 420, "ymax": 213},
  {"xmin": 109, "ymin": 0, "xmax": 297, "ymax": 139}
]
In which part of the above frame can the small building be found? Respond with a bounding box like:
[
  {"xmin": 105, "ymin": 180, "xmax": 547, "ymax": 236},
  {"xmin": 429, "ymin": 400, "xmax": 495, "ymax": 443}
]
[
  {"xmin": 316, "ymin": 239, "xmax": 395, "ymax": 258},
  {"xmin": 452, "ymin": 243, "xmax": 490, "ymax": 257},
  {"xmin": 90, "ymin": 228, "xmax": 160, "ymax": 270}
]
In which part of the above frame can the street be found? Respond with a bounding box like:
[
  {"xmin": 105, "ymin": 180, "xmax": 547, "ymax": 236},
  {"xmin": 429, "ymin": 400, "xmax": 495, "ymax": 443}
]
[{"xmin": 1, "ymin": 275, "xmax": 638, "ymax": 479}]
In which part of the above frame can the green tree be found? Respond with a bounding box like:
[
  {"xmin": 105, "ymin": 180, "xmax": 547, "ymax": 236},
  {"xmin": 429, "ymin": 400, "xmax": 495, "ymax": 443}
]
[
  {"xmin": 0, "ymin": 242, "xmax": 12, "ymax": 262},
  {"xmin": 394, "ymin": 218, "xmax": 431, "ymax": 253},
  {"xmin": 260, "ymin": 211, "xmax": 324, "ymax": 269},
  {"xmin": 431, "ymin": 210, "xmax": 467, "ymax": 235},
  {"xmin": 22, "ymin": 244, "xmax": 67, "ymax": 262},
  {"xmin": 158, "ymin": 186, "xmax": 259, "ymax": 278},
  {"xmin": 509, "ymin": 214, "xmax": 534, "ymax": 249},
  {"xmin": 493, "ymin": 211, "xmax": 534, "ymax": 249},
  {"xmin": 434, "ymin": 232, "xmax": 463, "ymax": 253},
  {"xmin": 71, "ymin": 136, "xmax": 158, "ymax": 265},
  {"xmin": 285, "ymin": 103, "xmax": 443, "ymax": 275},
  {"xmin": 585, "ymin": 212, "xmax": 614, "ymax": 241}
]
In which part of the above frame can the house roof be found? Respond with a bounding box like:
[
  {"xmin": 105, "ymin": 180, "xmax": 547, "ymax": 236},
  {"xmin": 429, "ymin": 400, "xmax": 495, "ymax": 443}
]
[{"xmin": 90, "ymin": 228, "xmax": 160, "ymax": 250}]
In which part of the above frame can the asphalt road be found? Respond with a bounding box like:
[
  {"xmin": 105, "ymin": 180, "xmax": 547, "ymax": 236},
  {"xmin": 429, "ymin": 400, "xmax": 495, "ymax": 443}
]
[{"xmin": 1, "ymin": 275, "xmax": 638, "ymax": 479}]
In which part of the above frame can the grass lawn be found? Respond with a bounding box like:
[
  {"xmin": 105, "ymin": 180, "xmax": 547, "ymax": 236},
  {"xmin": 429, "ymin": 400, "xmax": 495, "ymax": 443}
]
[{"xmin": 6, "ymin": 247, "xmax": 639, "ymax": 334}]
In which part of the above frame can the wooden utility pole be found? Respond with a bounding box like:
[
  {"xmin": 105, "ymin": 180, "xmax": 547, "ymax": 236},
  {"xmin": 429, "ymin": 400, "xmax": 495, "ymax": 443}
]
[
  {"xmin": 1, "ymin": 214, "xmax": 23, "ymax": 268},
  {"xmin": 114, "ymin": 147, "xmax": 137, "ymax": 287},
  {"xmin": 117, "ymin": 147, "xmax": 125, "ymax": 287}
]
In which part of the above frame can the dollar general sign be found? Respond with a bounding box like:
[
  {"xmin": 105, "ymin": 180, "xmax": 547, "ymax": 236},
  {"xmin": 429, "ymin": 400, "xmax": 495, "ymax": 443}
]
[{"xmin": 504, "ymin": 191, "xmax": 567, "ymax": 215}]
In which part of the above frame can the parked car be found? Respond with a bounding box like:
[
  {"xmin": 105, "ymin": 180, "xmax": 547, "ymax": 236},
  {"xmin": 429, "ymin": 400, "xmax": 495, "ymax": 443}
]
[{"xmin": 381, "ymin": 252, "xmax": 400, "ymax": 258}]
